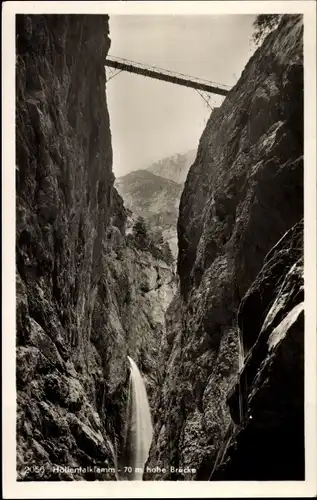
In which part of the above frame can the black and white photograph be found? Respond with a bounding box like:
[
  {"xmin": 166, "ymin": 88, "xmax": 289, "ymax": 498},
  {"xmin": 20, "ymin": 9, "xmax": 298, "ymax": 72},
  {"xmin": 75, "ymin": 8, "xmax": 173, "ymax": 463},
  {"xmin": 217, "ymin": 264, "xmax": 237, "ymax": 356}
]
[{"xmin": 2, "ymin": 0, "xmax": 317, "ymax": 497}]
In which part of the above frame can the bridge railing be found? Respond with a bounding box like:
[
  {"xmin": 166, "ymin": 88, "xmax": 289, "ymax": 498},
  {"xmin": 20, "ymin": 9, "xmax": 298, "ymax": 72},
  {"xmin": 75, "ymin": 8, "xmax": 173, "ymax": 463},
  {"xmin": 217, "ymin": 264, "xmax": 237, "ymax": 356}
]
[{"xmin": 105, "ymin": 55, "xmax": 231, "ymax": 97}]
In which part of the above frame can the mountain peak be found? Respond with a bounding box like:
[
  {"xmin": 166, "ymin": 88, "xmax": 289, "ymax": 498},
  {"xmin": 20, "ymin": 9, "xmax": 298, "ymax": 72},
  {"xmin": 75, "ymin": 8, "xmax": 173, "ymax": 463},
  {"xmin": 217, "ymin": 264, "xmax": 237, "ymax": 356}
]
[{"xmin": 146, "ymin": 149, "xmax": 196, "ymax": 184}]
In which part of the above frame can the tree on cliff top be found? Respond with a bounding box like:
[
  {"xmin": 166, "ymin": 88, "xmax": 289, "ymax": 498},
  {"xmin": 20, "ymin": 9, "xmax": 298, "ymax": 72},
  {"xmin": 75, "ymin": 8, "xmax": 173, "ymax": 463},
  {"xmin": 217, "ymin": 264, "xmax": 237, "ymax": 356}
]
[
  {"xmin": 131, "ymin": 217, "xmax": 174, "ymax": 265},
  {"xmin": 133, "ymin": 216, "xmax": 147, "ymax": 238},
  {"xmin": 132, "ymin": 216, "xmax": 149, "ymax": 249},
  {"xmin": 252, "ymin": 15, "xmax": 281, "ymax": 46}
]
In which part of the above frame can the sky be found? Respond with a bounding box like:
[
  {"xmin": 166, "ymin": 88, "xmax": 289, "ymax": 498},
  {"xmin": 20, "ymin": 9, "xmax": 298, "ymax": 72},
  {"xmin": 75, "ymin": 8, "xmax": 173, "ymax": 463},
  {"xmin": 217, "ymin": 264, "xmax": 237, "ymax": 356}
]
[{"xmin": 107, "ymin": 15, "xmax": 257, "ymax": 177}]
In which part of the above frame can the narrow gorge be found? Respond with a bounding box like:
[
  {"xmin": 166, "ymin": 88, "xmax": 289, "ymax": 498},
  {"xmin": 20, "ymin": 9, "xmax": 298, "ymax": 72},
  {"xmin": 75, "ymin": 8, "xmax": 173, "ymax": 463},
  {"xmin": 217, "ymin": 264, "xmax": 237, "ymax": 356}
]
[{"xmin": 16, "ymin": 13, "xmax": 304, "ymax": 482}]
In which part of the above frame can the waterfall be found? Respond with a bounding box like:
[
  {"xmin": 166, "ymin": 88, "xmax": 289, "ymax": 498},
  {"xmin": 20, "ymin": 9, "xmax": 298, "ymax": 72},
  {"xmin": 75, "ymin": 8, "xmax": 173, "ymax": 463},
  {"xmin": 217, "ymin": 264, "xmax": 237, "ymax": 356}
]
[
  {"xmin": 238, "ymin": 328, "xmax": 245, "ymax": 372},
  {"xmin": 238, "ymin": 329, "xmax": 246, "ymax": 425},
  {"xmin": 124, "ymin": 356, "xmax": 153, "ymax": 480}
]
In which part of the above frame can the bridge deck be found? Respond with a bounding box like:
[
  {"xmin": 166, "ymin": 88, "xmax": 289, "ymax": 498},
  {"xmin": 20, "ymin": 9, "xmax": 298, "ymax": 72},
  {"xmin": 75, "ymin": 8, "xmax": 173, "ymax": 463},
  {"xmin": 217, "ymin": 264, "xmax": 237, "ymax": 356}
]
[{"xmin": 105, "ymin": 56, "xmax": 230, "ymax": 97}]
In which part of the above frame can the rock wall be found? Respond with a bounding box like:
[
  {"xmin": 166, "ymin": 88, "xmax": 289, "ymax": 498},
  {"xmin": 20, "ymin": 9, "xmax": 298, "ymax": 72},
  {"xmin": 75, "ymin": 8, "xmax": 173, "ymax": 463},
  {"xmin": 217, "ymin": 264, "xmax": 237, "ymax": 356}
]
[
  {"xmin": 145, "ymin": 15, "xmax": 304, "ymax": 480},
  {"xmin": 16, "ymin": 15, "xmax": 175, "ymax": 481},
  {"xmin": 211, "ymin": 220, "xmax": 304, "ymax": 480}
]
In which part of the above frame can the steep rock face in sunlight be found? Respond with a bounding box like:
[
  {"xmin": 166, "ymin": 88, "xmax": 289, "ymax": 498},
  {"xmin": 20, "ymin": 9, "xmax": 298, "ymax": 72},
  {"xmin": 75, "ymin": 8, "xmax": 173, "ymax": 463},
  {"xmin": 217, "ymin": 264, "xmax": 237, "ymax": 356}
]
[
  {"xmin": 16, "ymin": 15, "xmax": 175, "ymax": 480},
  {"xmin": 115, "ymin": 150, "xmax": 196, "ymax": 259},
  {"xmin": 94, "ymin": 189, "xmax": 177, "ymax": 411},
  {"xmin": 115, "ymin": 170, "xmax": 182, "ymax": 258},
  {"xmin": 145, "ymin": 15, "xmax": 304, "ymax": 480}
]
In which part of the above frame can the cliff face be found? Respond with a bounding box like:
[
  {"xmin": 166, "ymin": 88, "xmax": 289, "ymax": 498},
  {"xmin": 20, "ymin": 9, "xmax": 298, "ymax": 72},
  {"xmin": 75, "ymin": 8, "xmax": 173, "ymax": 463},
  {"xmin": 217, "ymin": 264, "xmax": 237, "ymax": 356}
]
[
  {"xmin": 16, "ymin": 15, "xmax": 175, "ymax": 480},
  {"xmin": 116, "ymin": 170, "xmax": 183, "ymax": 257},
  {"xmin": 211, "ymin": 220, "xmax": 304, "ymax": 480},
  {"xmin": 95, "ymin": 191, "xmax": 177, "ymax": 409},
  {"xmin": 146, "ymin": 15, "xmax": 303, "ymax": 480}
]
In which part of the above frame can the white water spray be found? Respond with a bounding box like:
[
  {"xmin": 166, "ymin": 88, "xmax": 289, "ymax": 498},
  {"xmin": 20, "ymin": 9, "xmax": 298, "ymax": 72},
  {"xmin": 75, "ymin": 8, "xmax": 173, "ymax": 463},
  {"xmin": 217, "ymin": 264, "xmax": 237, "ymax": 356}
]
[{"xmin": 125, "ymin": 356, "xmax": 153, "ymax": 480}]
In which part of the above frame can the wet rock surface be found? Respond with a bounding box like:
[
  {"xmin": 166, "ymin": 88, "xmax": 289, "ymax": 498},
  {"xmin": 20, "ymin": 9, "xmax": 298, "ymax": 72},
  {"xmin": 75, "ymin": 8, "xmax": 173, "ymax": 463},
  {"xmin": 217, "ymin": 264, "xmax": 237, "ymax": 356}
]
[
  {"xmin": 210, "ymin": 221, "xmax": 304, "ymax": 480},
  {"xmin": 146, "ymin": 15, "xmax": 304, "ymax": 481}
]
